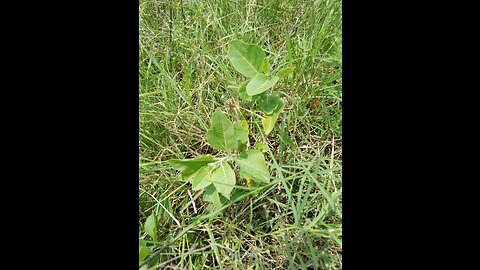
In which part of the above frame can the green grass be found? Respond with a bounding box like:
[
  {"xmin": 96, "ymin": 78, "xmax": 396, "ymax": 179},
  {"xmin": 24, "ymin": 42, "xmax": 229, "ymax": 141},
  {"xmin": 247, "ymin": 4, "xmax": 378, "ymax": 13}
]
[{"xmin": 139, "ymin": 0, "xmax": 342, "ymax": 269}]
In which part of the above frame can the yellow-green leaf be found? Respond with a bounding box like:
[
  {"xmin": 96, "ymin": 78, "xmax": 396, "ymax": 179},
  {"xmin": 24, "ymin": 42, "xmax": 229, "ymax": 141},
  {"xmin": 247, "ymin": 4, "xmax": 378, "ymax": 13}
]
[
  {"xmin": 263, "ymin": 58, "xmax": 270, "ymax": 74},
  {"xmin": 240, "ymin": 120, "xmax": 249, "ymax": 136},
  {"xmin": 254, "ymin": 143, "xmax": 269, "ymax": 153},
  {"xmin": 276, "ymin": 66, "xmax": 294, "ymax": 78},
  {"xmin": 139, "ymin": 245, "xmax": 149, "ymax": 262},
  {"xmin": 144, "ymin": 213, "xmax": 157, "ymax": 241},
  {"xmin": 262, "ymin": 102, "xmax": 285, "ymax": 135}
]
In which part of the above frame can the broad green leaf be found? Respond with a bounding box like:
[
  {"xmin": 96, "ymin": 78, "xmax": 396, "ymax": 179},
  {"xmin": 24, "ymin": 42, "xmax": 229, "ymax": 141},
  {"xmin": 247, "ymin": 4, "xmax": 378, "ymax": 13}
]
[
  {"xmin": 258, "ymin": 92, "xmax": 282, "ymax": 115},
  {"xmin": 254, "ymin": 143, "xmax": 269, "ymax": 153},
  {"xmin": 246, "ymin": 73, "xmax": 279, "ymax": 96},
  {"xmin": 204, "ymin": 184, "xmax": 222, "ymax": 208},
  {"xmin": 233, "ymin": 122, "xmax": 248, "ymax": 150},
  {"xmin": 263, "ymin": 58, "xmax": 270, "ymax": 74},
  {"xmin": 210, "ymin": 161, "xmax": 236, "ymax": 199},
  {"xmin": 206, "ymin": 109, "xmax": 238, "ymax": 151},
  {"xmin": 276, "ymin": 67, "xmax": 294, "ymax": 78},
  {"xmin": 192, "ymin": 166, "xmax": 212, "ymax": 191},
  {"xmin": 262, "ymin": 102, "xmax": 285, "ymax": 135},
  {"xmin": 167, "ymin": 155, "xmax": 216, "ymax": 181},
  {"xmin": 144, "ymin": 213, "xmax": 157, "ymax": 241},
  {"xmin": 139, "ymin": 245, "xmax": 149, "ymax": 262},
  {"xmin": 227, "ymin": 40, "xmax": 265, "ymax": 78},
  {"xmin": 235, "ymin": 150, "xmax": 270, "ymax": 183}
]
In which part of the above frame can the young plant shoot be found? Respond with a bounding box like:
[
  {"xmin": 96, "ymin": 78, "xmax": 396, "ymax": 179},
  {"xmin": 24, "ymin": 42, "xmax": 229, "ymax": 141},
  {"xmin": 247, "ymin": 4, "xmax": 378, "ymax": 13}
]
[{"xmin": 168, "ymin": 40, "xmax": 293, "ymax": 209}]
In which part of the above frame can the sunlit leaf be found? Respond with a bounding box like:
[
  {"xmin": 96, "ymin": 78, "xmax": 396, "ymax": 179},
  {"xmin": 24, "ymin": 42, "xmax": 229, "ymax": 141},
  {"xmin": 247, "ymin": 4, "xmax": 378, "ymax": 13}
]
[
  {"xmin": 210, "ymin": 161, "xmax": 236, "ymax": 199},
  {"xmin": 276, "ymin": 66, "xmax": 294, "ymax": 78},
  {"xmin": 192, "ymin": 165, "xmax": 213, "ymax": 191},
  {"xmin": 240, "ymin": 120, "xmax": 249, "ymax": 136},
  {"xmin": 246, "ymin": 73, "xmax": 279, "ymax": 96},
  {"xmin": 144, "ymin": 213, "xmax": 157, "ymax": 241},
  {"xmin": 235, "ymin": 150, "xmax": 270, "ymax": 183},
  {"xmin": 227, "ymin": 40, "xmax": 265, "ymax": 78},
  {"xmin": 167, "ymin": 155, "xmax": 216, "ymax": 181},
  {"xmin": 139, "ymin": 245, "xmax": 149, "ymax": 262},
  {"xmin": 263, "ymin": 58, "xmax": 270, "ymax": 74},
  {"xmin": 206, "ymin": 109, "xmax": 238, "ymax": 151},
  {"xmin": 254, "ymin": 143, "xmax": 269, "ymax": 153}
]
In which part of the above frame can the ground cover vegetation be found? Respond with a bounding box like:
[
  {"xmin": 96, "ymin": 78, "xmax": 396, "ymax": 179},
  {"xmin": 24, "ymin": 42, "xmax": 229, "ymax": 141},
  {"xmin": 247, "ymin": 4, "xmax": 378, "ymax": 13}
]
[{"xmin": 139, "ymin": 1, "xmax": 342, "ymax": 269}]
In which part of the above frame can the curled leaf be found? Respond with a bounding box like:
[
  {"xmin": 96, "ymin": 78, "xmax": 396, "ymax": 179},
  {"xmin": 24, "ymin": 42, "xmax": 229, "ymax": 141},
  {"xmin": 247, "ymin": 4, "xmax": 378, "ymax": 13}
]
[
  {"xmin": 276, "ymin": 66, "xmax": 294, "ymax": 78},
  {"xmin": 258, "ymin": 92, "xmax": 282, "ymax": 115},
  {"xmin": 262, "ymin": 102, "xmax": 285, "ymax": 135}
]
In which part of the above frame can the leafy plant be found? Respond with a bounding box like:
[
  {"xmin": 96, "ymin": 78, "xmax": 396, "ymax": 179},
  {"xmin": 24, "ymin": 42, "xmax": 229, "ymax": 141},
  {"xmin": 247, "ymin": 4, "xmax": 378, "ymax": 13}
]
[
  {"xmin": 167, "ymin": 40, "xmax": 292, "ymax": 209},
  {"xmin": 228, "ymin": 40, "xmax": 293, "ymax": 135},
  {"xmin": 144, "ymin": 212, "xmax": 157, "ymax": 241},
  {"xmin": 168, "ymin": 108, "xmax": 264, "ymax": 208}
]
